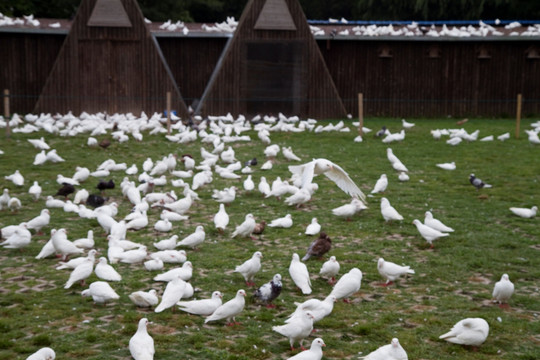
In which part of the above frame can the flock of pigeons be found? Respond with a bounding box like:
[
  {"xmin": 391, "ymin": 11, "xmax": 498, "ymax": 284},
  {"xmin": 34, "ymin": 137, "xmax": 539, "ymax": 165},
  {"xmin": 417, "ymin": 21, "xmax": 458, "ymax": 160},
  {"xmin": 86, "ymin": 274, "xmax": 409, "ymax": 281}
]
[{"xmin": 0, "ymin": 111, "xmax": 536, "ymax": 360}]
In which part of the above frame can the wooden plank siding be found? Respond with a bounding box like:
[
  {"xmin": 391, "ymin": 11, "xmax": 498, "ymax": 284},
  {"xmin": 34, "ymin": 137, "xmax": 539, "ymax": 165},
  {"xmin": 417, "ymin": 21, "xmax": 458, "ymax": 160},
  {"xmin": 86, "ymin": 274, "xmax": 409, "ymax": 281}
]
[
  {"xmin": 0, "ymin": 33, "xmax": 64, "ymax": 113},
  {"xmin": 33, "ymin": 0, "xmax": 189, "ymax": 117},
  {"xmin": 196, "ymin": 0, "xmax": 347, "ymax": 119},
  {"xmin": 318, "ymin": 39, "xmax": 540, "ymax": 117}
]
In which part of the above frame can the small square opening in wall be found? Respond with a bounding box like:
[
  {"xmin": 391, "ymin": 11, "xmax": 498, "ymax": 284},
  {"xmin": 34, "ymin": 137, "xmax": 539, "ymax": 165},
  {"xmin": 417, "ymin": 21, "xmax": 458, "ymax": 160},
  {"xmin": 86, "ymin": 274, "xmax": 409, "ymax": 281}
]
[
  {"xmin": 378, "ymin": 45, "xmax": 393, "ymax": 58},
  {"xmin": 477, "ymin": 45, "xmax": 491, "ymax": 59},
  {"xmin": 525, "ymin": 45, "xmax": 540, "ymax": 59},
  {"xmin": 427, "ymin": 45, "xmax": 441, "ymax": 58}
]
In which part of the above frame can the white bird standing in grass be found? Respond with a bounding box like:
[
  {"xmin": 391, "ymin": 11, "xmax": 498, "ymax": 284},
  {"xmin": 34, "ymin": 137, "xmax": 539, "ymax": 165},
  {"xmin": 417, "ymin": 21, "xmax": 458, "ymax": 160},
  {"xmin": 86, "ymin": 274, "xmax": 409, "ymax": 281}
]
[
  {"xmin": 359, "ymin": 338, "xmax": 408, "ymax": 360},
  {"xmin": 176, "ymin": 225, "xmax": 205, "ymax": 249},
  {"xmin": 305, "ymin": 217, "xmax": 321, "ymax": 235},
  {"xmin": 129, "ymin": 318, "xmax": 155, "ymax": 360},
  {"xmin": 371, "ymin": 174, "xmax": 388, "ymax": 194},
  {"xmin": 289, "ymin": 158, "xmax": 365, "ymax": 201},
  {"xmin": 332, "ymin": 198, "xmax": 367, "ymax": 220},
  {"xmin": 129, "ymin": 289, "xmax": 159, "ymax": 308},
  {"xmin": 424, "ymin": 211, "xmax": 454, "ymax": 232},
  {"xmin": 155, "ymin": 277, "xmax": 187, "ymax": 313},
  {"xmin": 268, "ymin": 214, "xmax": 293, "ymax": 228},
  {"xmin": 81, "ymin": 281, "xmax": 120, "ymax": 304},
  {"xmin": 492, "ymin": 273, "xmax": 514, "ymax": 307},
  {"xmin": 377, "ymin": 258, "xmax": 415, "ymax": 286},
  {"xmin": 319, "ymin": 256, "xmax": 340, "ymax": 284},
  {"xmin": 436, "ymin": 161, "xmax": 456, "ymax": 170},
  {"xmin": 95, "ymin": 257, "xmax": 122, "ymax": 281},
  {"xmin": 64, "ymin": 257, "xmax": 94, "ymax": 289},
  {"xmin": 285, "ymin": 338, "xmax": 325, "ymax": 360},
  {"xmin": 25, "ymin": 347, "xmax": 56, "ymax": 360},
  {"xmin": 177, "ymin": 290, "xmax": 223, "ymax": 316},
  {"xmin": 380, "ymin": 197, "xmax": 404, "ymax": 222},
  {"xmin": 412, "ymin": 219, "xmax": 449, "ymax": 247},
  {"xmin": 509, "ymin": 206, "xmax": 537, "ymax": 218},
  {"xmin": 330, "ymin": 268, "xmax": 362, "ymax": 302},
  {"xmin": 213, "ymin": 204, "xmax": 229, "ymax": 232},
  {"xmin": 234, "ymin": 251, "xmax": 262, "ymax": 286},
  {"xmin": 289, "ymin": 253, "xmax": 311, "ymax": 294},
  {"xmin": 204, "ymin": 289, "xmax": 246, "ymax": 325},
  {"xmin": 231, "ymin": 213, "xmax": 256, "ymax": 239},
  {"xmin": 401, "ymin": 118, "xmax": 415, "ymax": 129},
  {"xmin": 439, "ymin": 318, "xmax": 489, "ymax": 347},
  {"xmin": 273, "ymin": 311, "xmax": 315, "ymax": 350},
  {"xmin": 28, "ymin": 181, "xmax": 42, "ymax": 201}
]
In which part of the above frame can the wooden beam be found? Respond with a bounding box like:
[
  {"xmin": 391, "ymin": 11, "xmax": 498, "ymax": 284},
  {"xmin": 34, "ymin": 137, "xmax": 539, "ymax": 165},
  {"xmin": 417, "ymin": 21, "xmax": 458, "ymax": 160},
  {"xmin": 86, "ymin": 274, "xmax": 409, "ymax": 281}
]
[
  {"xmin": 358, "ymin": 93, "xmax": 363, "ymax": 137},
  {"xmin": 4, "ymin": 89, "xmax": 10, "ymax": 137},
  {"xmin": 515, "ymin": 93, "xmax": 522, "ymax": 139}
]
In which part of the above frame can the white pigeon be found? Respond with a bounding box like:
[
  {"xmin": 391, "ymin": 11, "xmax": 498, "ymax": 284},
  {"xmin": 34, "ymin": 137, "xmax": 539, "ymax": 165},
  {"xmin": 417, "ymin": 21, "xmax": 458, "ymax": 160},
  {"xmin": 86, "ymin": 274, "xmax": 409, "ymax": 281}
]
[
  {"xmin": 160, "ymin": 210, "xmax": 188, "ymax": 222},
  {"xmin": 289, "ymin": 253, "xmax": 311, "ymax": 294},
  {"xmin": 436, "ymin": 161, "xmax": 456, "ymax": 170},
  {"xmin": 176, "ymin": 225, "xmax": 205, "ymax": 248},
  {"xmin": 154, "ymin": 218, "xmax": 172, "ymax": 232},
  {"xmin": 213, "ymin": 203, "xmax": 229, "ymax": 232},
  {"xmin": 129, "ymin": 318, "xmax": 155, "ymax": 360},
  {"xmin": 231, "ymin": 213, "xmax": 256, "ymax": 239},
  {"xmin": 81, "ymin": 281, "xmax": 120, "ymax": 304},
  {"xmin": 305, "ymin": 217, "xmax": 321, "ymax": 235},
  {"xmin": 73, "ymin": 189, "xmax": 89, "ymax": 204},
  {"xmin": 129, "ymin": 289, "xmax": 159, "ymax": 308},
  {"xmin": 26, "ymin": 209, "xmax": 50, "ymax": 234},
  {"xmin": 332, "ymin": 198, "xmax": 367, "ymax": 220},
  {"xmin": 0, "ymin": 225, "xmax": 31, "ymax": 249},
  {"xmin": 371, "ymin": 174, "xmax": 388, "ymax": 194},
  {"xmin": 153, "ymin": 261, "xmax": 192, "ymax": 282},
  {"xmin": 118, "ymin": 246, "xmax": 147, "ymax": 264},
  {"xmin": 56, "ymin": 249, "xmax": 96, "ymax": 270},
  {"xmin": 177, "ymin": 290, "xmax": 223, "ymax": 316},
  {"xmin": 243, "ymin": 175, "xmax": 255, "ymax": 191},
  {"xmin": 439, "ymin": 318, "xmax": 489, "ymax": 346},
  {"xmin": 261, "ymin": 160, "xmax": 273, "ymax": 170},
  {"xmin": 330, "ymin": 267, "xmax": 362, "ymax": 302},
  {"xmin": 268, "ymin": 214, "xmax": 293, "ymax": 228},
  {"xmin": 287, "ymin": 294, "xmax": 336, "ymax": 323},
  {"xmin": 150, "ymin": 249, "xmax": 187, "ymax": 264},
  {"xmin": 155, "ymin": 277, "xmax": 187, "ymax": 313},
  {"xmin": 234, "ymin": 251, "xmax": 262, "ymax": 286},
  {"xmin": 497, "ymin": 132, "xmax": 510, "ymax": 141},
  {"xmin": 286, "ymin": 338, "xmax": 325, "ymax": 360},
  {"xmin": 377, "ymin": 258, "xmax": 415, "ymax": 286},
  {"xmin": 289, "ymin": 159, "xmax": 365, "ymax": 200},
  {"xmin": 144, "ymin": 258, "xmax": 164, "ymax": 271},
  {"xmin": 412, "ymin": 219, "xmax": 449, "ymax": 247},
  {"xmin": 424, "ymin": 211, "xmax": 454, "ymax": 232},
  {"xmin": 258, "ymin": 176, "xmax": 271, "ymax": 195},
  {"xmin": 95, "ymin": 257, "xmax": 122, "ymax": 281},
  {"xmin": 380, "ymin": 197, "xmax": 404, "ymax": 221},
  {"xmin": 401, "ymin": 118, "xmax": 415, "ymax": 129},
  {"xmin": 492, "ymin": 273, "xmax": 514, "ymax": 306},
  {"xmin": 35, "ymin": 238, "xmax": 56, "ymax": 260},
  {"xmin": 283, "ymin": 146, "xmax": 302, "ymax": 161},
  {"xmin": 273, "ymin": 311, "xmax": 315, "ymax": 350},
  {"xmin": 73, "ymin": 230, "xmax": 94, "ymax": 249},
  {"xmin": 5, "ymin": 170, "xmax": 24, "ymax": 186},
  {"xmin": 52, "ymin": 228, "xmax": 84, "ymax": 260},
  {"xmin": 319, "ymin": 256, "xmax": 340, "ymax": 285},
  {"xmin": 204, "ymin": 289, "xmax": 246, "ymax": 325},
  {"xmin": 359, "ymin": 338, "xmax": 408, "ymax": 360},
  {"xmin": 285, "ymin": 188, "xmax": 312, "ymax": 208},
  {"xmin": 153, "ymin": 235, "xmax": 178, "ymax": 250},
  {"xmin": 28, "ymin": 137, "xmax": 50, "ymax": 150},
  {"xmin": 25, "ymin": 347, "xmax": 56, "ymax": 360},
  {"xmin": 28, "ymin": 181, "xmax": 42, "ymax": 201},
  {"xmin": 64, "ymin": 257, "xmax": 94, "ymax": 289},
  {"xmin": 509, "ymin": 206, "xmax": 537, "ymax": 219},
  {"xmin": 398, "ymin": 172, "xmax": 409, "ymax": 182}
]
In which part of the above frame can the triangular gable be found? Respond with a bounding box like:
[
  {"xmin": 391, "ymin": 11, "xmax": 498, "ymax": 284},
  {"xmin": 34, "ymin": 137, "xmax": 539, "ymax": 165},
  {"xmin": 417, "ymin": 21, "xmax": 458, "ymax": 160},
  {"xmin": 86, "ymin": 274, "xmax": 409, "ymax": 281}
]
[
  {"xmin": 197, "ymin": 0, "xmax": 346, "ymax": 119},
  {"xmin": 254, "ymin": 0, "xmax": 296, "ymax": 30},
  {"xmin": 35, "ymin": 0, "xmax": 189, "ymax": 117},
  {"xmin": 88, "ymin": 0, "xmax": 132, "ymax": 27}
]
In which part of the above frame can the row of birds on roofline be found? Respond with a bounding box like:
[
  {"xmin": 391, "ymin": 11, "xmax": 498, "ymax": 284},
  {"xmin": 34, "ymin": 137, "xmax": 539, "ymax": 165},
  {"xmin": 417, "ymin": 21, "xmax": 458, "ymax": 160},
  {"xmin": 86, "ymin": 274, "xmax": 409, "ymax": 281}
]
[{"xmin": 0, "ymin": 113, "xmax": 534, "ymax": 360}]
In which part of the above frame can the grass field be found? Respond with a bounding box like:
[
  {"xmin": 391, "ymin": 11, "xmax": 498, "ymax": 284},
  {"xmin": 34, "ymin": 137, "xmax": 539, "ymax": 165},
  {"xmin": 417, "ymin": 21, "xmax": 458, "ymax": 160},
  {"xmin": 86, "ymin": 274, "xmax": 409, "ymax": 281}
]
[{"xmin": 0, "ymin": 116, "xmax": 539, "ymax": 359}]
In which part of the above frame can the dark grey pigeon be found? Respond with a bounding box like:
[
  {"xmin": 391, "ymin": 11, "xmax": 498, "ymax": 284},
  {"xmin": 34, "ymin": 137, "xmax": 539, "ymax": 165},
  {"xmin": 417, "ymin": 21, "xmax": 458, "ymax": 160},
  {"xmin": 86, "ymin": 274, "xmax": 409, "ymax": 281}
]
[
  {"xmin": 469, "ymin": 173, "xmax": 492, "ymax": 190},
  {"xmin": 253, "ymin": 273, "xmax": 282, "ymax": 308},
  {"xmin": 375, "ymin": 126, "xmax": 387, "ymax": 137}
]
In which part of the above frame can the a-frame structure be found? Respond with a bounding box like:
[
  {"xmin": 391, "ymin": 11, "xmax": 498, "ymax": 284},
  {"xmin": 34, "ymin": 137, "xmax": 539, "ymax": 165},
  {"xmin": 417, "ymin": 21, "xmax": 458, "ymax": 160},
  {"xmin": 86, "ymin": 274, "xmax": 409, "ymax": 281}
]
[
  {"xmin": 197, "ymin": 0, "xmax": 347, "ymax": 119},
  {"xmin": 35, "ymin": 0, "xmax": 189, "ymax": 116}
]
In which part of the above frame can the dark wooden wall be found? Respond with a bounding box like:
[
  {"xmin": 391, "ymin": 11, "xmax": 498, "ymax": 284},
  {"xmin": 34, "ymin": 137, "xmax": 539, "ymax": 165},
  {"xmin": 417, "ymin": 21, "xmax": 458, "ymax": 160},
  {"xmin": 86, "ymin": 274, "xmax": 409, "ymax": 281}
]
[
  {"xmin": 34, "ymin": 0, "xmax": 189, "ymax": 117},
  {"xmin": 157, "ymin": 37, "xmax": 227, "ymax": 110},
  {"xmin": 0, "ymin": 33, "xmax": 64, "ymax": 113},
  {"xmin": 196, "ymin": 0, "xmax": 347, "ymax": 118},
  {"xmin": 2, "ymin": 27, "xmax": 539, "ymax": 118},
  {"xmin": 318, "ymin": 39, "xmax": 540, "ymax": 117}
]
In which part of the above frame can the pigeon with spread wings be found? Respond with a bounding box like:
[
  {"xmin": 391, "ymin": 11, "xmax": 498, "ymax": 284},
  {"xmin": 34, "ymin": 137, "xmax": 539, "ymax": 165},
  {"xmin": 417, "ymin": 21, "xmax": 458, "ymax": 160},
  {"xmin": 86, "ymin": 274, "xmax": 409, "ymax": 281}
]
[{"xmin": 289, "ymin": 159, "xmax": 365, "ymax": 202}]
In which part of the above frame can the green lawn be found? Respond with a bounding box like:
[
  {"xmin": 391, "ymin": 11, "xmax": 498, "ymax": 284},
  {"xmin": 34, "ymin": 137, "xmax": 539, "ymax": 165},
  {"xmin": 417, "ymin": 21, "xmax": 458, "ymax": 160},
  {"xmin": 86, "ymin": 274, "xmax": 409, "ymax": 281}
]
[{"xmin": 0, "ymin": 116, "xmax": 538, "ymax": 359}]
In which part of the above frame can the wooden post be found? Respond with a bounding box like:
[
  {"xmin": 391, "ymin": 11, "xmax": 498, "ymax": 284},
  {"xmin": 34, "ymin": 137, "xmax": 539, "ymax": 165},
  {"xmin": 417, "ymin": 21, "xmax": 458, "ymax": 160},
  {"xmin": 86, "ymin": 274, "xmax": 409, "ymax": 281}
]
[
  {"xmin": 166, "ymin": 91, "xmax": 171, "ymax": 135},
  {"xmin": 515, "ymin": 93, "xmax": 522, "ymax": 139},
  {"xmin": 358, "ymin": 93, "xmax": 364, "ymax": 137},
  {"xmin": 3, "ymin": 89, "xmax": 10, "ymax": 137}
]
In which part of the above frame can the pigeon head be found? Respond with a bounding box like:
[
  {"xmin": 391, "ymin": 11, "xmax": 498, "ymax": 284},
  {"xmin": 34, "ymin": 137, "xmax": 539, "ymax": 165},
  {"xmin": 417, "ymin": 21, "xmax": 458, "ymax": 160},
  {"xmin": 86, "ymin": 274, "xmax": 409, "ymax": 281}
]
[
  {"xmin": 391, "ymin": 338, "xmax": 400, "ymax": 347},
  {"xmin": 377, "ymin": 258, "xmax": 385, "ymax": 268},
  {"xmin": 212, "ymin": 291, "xmax": 223, "ymax": 299}
]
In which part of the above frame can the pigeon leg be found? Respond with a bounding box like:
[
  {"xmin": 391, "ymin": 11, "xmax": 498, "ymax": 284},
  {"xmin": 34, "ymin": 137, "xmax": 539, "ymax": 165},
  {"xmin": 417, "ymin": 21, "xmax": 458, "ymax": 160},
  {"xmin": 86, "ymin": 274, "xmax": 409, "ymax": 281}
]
[
  {"xmin": 499, "ymin": 303, "xmax": 510, "ymax": 309},
  {"xmin": 342, "ymin": 298, "xmax": 351, "ymax": 304},
  {"xmin": 265, "ymin": 303, "xmax": 276, "ymax": 309},
  {"xmin": 382, "ymin": 281, "xmax": 393, "ymax": 287},
  {"xmin": 328, "ymin": 277, "xmax": 336, "ymax": 286}
]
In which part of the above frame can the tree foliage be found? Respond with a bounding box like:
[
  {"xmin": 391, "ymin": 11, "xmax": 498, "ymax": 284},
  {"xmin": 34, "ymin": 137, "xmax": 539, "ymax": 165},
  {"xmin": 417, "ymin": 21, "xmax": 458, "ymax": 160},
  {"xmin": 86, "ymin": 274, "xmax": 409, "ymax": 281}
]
[{"xmin": 0, "ymin": 0, "xmax": 539, "ymax": 22}]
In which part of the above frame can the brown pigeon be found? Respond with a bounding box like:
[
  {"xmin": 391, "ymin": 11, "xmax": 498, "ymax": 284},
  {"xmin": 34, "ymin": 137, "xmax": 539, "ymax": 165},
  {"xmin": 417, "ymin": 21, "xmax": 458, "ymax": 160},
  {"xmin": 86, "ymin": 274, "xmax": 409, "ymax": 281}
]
[{"xmin": 302, "ymin": 232, "xmax": 332, "ymax": 261}]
